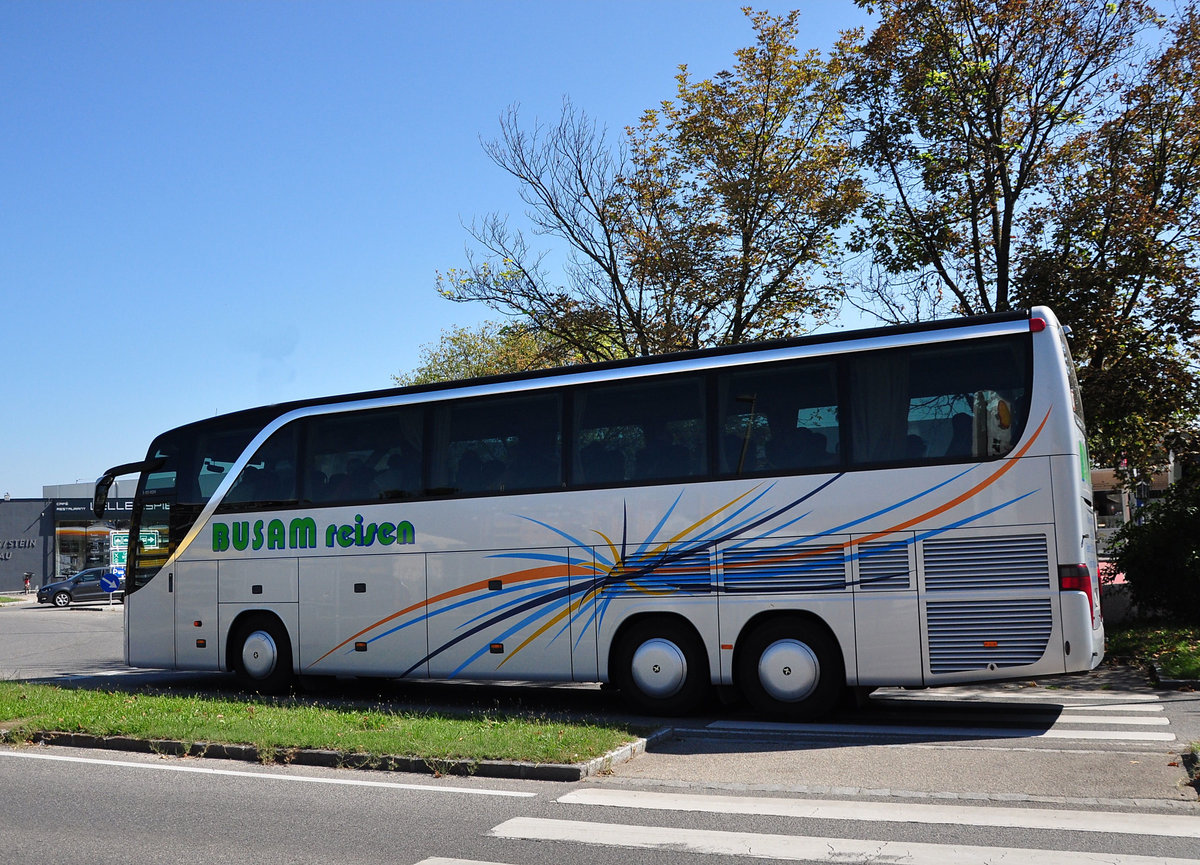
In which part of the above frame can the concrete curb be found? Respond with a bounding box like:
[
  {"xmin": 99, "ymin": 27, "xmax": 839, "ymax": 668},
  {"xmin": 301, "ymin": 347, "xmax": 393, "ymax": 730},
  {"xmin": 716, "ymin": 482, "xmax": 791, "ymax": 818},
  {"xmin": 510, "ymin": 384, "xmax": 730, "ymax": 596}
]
[
  {"xmin": 1151, "ymin": 665, "xmax": 1200, "ymax": 691},
  {"xmin": 6, "ymin": 726, "xmax": 670, "ymax": 782}
]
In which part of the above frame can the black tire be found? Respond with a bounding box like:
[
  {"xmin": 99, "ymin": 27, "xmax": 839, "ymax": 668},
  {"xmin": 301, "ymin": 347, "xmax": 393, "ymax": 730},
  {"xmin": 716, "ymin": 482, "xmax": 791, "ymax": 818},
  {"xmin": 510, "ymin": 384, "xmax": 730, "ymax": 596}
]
[
  {"xmin": 231, "ymin": 615, "xmax": 294, "ymax": 695},
  {"xmin": 53, "ymin": 591, "xmax": 71, "ymax": 608},
  {"xmin": 737, "ymin": 617, "xmax": 844, "ymax": 721},
  {"xmin": 611, "ymin": 618, "xmax": 710, "ymax": 716}
]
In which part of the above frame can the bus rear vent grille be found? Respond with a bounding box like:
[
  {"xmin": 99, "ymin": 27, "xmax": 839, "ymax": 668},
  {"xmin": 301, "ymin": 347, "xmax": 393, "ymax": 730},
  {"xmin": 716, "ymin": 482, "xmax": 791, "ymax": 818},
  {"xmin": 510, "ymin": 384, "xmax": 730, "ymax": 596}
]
[
  {"xmin": 857, "ymin": 541, "xmax": 911, "ymax": 590},
  {"xmin": 722, "ymin": 543, "xmax": 847, "ymax": 594},
  {"xmin": 926, "ymin": 598, "xmax": 1052, "ymax": 674},
  {"xmin": 923, "ymin": 535, "xmax": 1050, "ymax": 592}
]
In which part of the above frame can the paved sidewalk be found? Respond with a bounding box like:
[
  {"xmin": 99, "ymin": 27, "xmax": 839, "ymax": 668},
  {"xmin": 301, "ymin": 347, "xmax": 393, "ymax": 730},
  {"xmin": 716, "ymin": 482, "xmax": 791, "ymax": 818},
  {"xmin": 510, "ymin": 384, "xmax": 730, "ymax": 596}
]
[
  {"xmin": 604, "ymin": 667, "xmax": 1200, "ymax": 807},
  {"xmin": 0, "ymin": 593, "xmax": 38, "ymax": 605}
]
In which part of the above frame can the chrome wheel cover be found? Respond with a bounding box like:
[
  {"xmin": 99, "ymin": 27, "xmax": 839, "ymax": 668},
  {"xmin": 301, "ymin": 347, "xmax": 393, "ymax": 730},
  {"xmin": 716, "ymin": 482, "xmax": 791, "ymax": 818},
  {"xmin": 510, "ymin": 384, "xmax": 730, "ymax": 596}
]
[
  {"xmin": 241, "ymin": 630, "xmax": 278, "ymax": 680},
  {"xmin": 758, "ymin": 638, "xmax": 819, "ymax": 703},
  {"xmin": 630, "ymin": 638, "xmax": 687, "ymax": 699}
]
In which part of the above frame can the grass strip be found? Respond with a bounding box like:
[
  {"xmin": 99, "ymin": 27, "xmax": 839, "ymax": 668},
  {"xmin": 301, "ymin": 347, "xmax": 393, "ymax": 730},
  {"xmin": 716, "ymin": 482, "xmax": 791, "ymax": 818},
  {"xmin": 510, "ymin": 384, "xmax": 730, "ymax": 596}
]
[
  {"xmin": 1105, "ymin": 622, "xmax": 1200, "ymax": 680},
  {"xmin": 0, "ymin": 682, "xmax": 638, "ymax": 766}
]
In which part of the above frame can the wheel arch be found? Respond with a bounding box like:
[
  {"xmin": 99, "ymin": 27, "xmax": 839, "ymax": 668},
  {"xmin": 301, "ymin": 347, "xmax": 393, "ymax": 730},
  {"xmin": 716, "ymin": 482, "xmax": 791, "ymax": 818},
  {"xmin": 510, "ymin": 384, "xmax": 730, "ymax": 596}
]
[{"xmin": 224, "ymin": 608, "xmax": 294, "ymax": 674}]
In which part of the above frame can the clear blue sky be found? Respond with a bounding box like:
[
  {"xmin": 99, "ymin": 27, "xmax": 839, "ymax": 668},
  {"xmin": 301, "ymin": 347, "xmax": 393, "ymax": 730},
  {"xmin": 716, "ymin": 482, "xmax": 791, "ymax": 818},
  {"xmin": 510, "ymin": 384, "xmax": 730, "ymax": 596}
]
[{"xmin": 1, "ymin": 0, "xmax": 871, "ymax": 499}]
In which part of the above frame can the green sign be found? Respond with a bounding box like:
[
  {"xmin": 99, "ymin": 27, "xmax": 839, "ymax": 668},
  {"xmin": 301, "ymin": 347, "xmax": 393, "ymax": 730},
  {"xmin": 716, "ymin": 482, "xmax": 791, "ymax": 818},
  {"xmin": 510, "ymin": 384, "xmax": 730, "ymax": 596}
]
[{"xmin": 111, "ymin": 530, "xmax": 159, "ymax": 551}]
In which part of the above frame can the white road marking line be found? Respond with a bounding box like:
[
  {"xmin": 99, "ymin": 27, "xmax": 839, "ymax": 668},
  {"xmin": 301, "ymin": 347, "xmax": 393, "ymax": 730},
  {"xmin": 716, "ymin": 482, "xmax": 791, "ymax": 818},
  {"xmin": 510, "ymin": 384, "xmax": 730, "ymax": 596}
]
[
  {"xmin": 558, "ymin": 788, "xmax": 1200, "ymax": 838},
  {"xmin": 0, "ymin": 749, "xmax": 535, "ymax": 797},
  {"xmin": 1053, "ymin": 703, "xmax": 1164, "ymax": 712},
  {"xmin": 875, "ymin": 689, "xmax": 1161, "ymax": 702},
  {"xmin": 1052, "ymin": 714, "xmax": 1170, "ymax": 725},
  {"xmin": 490, "ymin": 817, "xmax": 1198, "ymax": 864},
  {"xmin": 705, "ymin": 719, "xmax": 1176, "ymax": 741}
]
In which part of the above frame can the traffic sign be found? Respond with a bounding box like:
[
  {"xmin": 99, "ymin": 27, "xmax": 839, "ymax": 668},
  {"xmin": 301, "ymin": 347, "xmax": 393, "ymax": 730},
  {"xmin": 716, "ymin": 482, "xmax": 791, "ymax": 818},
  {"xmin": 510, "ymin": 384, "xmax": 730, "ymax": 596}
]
[
  {"xmin": 110, "ymin": 530, "xmax": 158, "ymax": 551},
  {"xmin": 100, "ymin": 573, "xmax": 122, "ymax": 593}
]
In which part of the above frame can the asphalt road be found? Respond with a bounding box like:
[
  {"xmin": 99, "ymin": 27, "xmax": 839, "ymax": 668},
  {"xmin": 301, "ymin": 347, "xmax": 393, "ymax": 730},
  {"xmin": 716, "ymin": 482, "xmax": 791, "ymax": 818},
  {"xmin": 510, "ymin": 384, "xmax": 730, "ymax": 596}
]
[
  {"xmin": 2, "ymin": 596, "xmax": 1199, "ymax": 864},
  {"xmin": 3, "ymin": 736, "xmax": 1199, "ymax": 865}
]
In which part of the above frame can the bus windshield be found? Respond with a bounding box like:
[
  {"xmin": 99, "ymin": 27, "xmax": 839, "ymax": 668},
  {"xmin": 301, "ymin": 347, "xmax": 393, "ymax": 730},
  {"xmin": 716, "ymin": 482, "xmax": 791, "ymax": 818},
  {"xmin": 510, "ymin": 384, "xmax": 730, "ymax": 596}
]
[{"xmin": 126, "ymin": 408, "xmax": 279, "ymax": 592}]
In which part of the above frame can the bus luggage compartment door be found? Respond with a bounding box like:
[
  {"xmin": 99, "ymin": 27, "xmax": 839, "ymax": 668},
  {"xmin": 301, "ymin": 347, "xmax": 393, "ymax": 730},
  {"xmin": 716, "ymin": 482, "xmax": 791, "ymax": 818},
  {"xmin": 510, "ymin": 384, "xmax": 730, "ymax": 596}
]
[
  {"xmin": 425, "ymin": 549, "xmax": 574, "ymax": 682},
  {"xmin": 851, "ymin": 534, "xmax": 923, "ymax": 687},
  {"xmin": 174, "ymin": 560, "xmax": 219, "ymax": 671}
]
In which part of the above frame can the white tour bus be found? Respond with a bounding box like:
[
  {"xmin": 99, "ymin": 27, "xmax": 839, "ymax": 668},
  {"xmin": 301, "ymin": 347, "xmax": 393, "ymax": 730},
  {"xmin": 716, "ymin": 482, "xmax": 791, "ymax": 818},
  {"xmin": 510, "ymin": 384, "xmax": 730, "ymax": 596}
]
[{"xmin": 95, "ymin": 307, "xmax": 1103, "ymax": 719}]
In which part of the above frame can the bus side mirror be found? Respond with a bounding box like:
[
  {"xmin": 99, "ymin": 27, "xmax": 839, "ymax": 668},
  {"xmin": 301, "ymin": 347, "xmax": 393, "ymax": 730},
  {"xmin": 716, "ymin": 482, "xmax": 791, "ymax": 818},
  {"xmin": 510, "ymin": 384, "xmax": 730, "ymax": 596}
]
[
  {"xmin": 93, "ymin": 459, "xmax": 161, "ymax": 519},
  {"xmin": 93, "ymin": 474, "xmax": 115, "ymax": 519}
]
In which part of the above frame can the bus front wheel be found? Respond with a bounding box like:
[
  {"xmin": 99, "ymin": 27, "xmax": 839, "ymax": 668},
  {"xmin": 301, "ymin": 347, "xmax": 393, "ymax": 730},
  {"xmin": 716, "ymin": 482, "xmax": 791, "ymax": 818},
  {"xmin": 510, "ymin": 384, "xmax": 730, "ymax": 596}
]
[
  {"xmin": 737, "ymin": 617, "xmax": 843, "ymax": 721},
  {"xmin": 612, "ymin": 619, "xmax": 710, "ymax": 716},
  {"xmin": 232, "ymin": 615, "xmax": 294, "ymax": 695}
]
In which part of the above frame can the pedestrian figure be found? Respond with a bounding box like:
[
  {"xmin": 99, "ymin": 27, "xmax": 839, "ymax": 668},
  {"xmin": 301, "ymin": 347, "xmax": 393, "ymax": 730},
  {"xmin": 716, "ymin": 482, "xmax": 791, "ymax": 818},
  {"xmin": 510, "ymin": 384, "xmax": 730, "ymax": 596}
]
[{"xmin": 23, "ymin": 572, "xmax": 31, "ymax": 594}]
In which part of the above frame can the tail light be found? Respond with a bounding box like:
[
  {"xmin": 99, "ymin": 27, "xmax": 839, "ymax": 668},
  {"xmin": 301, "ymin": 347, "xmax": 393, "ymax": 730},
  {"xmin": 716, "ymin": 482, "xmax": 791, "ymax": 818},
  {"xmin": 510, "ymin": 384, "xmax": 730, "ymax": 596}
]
[{"xmin": 1059, "ymin": 563, "xmax": 1100, "ymax": 624}]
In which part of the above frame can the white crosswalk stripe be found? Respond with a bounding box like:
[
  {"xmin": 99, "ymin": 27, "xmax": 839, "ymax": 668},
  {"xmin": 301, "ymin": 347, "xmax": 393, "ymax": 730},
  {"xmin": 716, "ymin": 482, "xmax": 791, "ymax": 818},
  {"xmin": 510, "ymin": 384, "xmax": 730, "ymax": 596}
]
[
  {"xmin": 875, "ymin": 687, "xmax": 1163, "ymax": 702},
  {"xmin": 486, "ymin": 817, "xmax": 1200, "ymax": 865},
  {"xmin": 558, "ymin": 788, "xmax": 1200, "ymax": 837},
  {"xmin": 1052, "ymin": 714, "xmax": 1169, "ymax": 724},
  {"xmin": 694, "ymin": 687, "xmax": 1179, "ymax": 744},
  {"xmin": 704, "ymin": 718, "xmax": 1176, "ymax": 741}
]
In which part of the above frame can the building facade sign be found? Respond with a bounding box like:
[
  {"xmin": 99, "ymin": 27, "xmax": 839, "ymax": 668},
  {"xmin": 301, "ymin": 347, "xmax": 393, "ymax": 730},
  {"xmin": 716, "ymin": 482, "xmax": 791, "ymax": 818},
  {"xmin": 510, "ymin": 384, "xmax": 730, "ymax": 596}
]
[{"xmin": 0, "ymin": 500, "xmax": 54, "ymax": 593}]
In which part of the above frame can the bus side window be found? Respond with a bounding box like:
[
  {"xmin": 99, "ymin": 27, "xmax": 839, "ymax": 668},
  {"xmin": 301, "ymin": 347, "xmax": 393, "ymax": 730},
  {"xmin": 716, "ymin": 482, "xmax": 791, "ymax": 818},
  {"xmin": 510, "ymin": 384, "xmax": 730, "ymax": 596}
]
[
  {"xmin": 848, "ymin": 335, "xmax": 1029, "ymax": 467},
  {"xmin": 376, "ymin": 447, "xmax": 420, "ymax": 500},
  {"xmin": 945, "ymin": 412, "xmax": 974, "ymax": 458},
  {"xmin": 222, "ymin": 425, "xmax": 299, "ymax": 509},
  {"xmin": 572, "ymin": 375, "xmax": 705, "ymax": 486},
  {"xmin": 718, "ymin": 361, "xmax": 839, "ymax": 476},
  {"xmin": 302, "ymin": 406, "xmax": 424, "ymax": 505},
  {"xmin": 431, "ymin": 393, "xmax": 562, "ymax": 495}
]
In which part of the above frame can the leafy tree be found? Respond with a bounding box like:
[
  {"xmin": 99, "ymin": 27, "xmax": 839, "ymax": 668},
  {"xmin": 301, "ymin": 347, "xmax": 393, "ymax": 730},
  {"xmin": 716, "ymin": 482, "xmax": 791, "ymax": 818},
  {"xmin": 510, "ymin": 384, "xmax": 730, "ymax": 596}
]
[
  {"xmin": 1015, "ymin": 4, "xmax": 1200, "ymax": 473},
  {"xmin": 845, "ymin": 0, "xmax": 1198, "ymax": 476},
  {"xmin": 847, "ymin": 0, "xmax": 1153, "ymax": 316},
  {"xmin": 1111, "ymin": 473, "xmax": 1200, "ymax": 622},
  {"xmin": 392, "ymin": 320, "xmax": 576, "ymax": 387},
  {"xmin": 437, "ymin": 9, "xmax": 863, "ymax": 361}
]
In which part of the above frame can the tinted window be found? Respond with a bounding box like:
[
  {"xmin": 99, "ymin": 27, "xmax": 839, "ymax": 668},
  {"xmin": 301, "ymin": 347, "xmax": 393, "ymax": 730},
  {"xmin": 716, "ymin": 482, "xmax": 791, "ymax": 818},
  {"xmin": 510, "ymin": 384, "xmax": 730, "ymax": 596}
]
[
  {"xmin": 430, "ymin": 393, "xmax": 561, "ymax": 495},
  {"xmin": 144, "ymin": 408, "xmax": 279, "ymax": 505},
  {"xmin": 847, "ymin": 335, "xmax": 1029, "ymax": 466},
  {"xmin": 304, "ymin": 406, "xmax": 424, "ymax": 504},
  {"xmin": 224, "ymin": 424, "xmax": 299, "ymax": 507},
  {"xmin": 717, "ymin": 360, "xmax": 840, "ymax": 476},
  {"xmin": 572, "ymin": 376, "xmax": 706, "ymax": 485}
]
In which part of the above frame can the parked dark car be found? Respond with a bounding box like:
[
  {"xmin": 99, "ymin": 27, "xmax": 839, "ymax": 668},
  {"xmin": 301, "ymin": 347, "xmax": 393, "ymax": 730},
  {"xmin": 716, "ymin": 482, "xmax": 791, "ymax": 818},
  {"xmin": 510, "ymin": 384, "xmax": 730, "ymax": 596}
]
[{"xmin": 37, "ymin": 568, "xmax": 124, "ymax": 607}]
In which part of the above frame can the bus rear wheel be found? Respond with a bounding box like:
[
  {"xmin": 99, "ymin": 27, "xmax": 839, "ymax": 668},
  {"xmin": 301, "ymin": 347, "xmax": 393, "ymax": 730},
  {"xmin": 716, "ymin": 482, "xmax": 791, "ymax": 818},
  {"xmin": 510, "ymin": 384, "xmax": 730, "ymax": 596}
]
[
  {"xmin": 737, "ymin": 617, "xmax": 843, "ymax": 721},
  {"xmin": 232, "ymin": 615, "xmax": 294, "ymax": 695},
  {"xmin": 612, "ymin": 619, "xmax": 710, "ymax": 716}
]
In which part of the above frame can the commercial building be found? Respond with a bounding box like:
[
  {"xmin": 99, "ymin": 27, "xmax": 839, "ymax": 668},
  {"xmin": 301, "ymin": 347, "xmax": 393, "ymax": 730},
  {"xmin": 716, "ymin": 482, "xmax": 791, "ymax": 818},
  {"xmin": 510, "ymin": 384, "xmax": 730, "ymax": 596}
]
[
  {"xmin": 1092, "ymin": 456, "xmax": 1183, "ymax": 558},
  {"xmin": 0, "ymin": 482, "xmax": 133, "ymax": 594}
]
